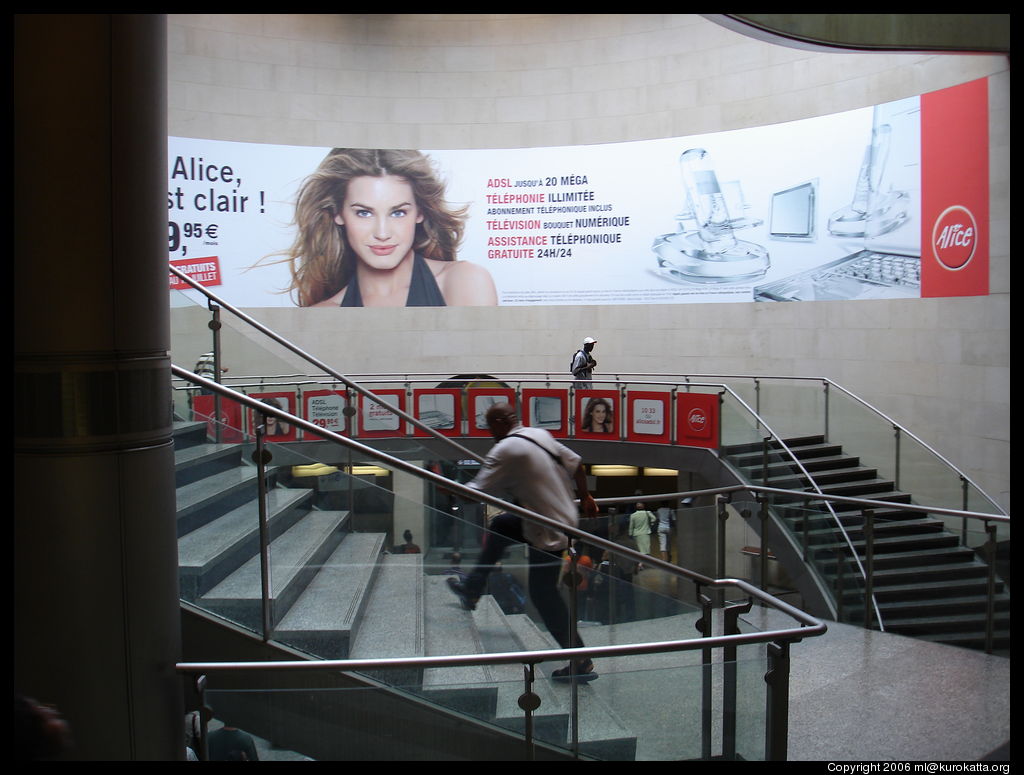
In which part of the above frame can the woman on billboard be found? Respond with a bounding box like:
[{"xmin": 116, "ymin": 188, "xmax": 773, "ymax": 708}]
[
  {"xmin": 581, "ymin": 397, "xmax": 615, "ymax": 434},
  {"xmin": 284, "ymin": 148, "xmax": 497, "ymax": 307}
]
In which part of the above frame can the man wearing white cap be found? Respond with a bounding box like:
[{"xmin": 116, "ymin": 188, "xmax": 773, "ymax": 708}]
[{"xmin": 571, "ymin": 336, "xmax": 598, "ymax": 389}]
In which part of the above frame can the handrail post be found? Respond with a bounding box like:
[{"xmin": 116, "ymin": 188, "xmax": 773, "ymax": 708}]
[
  {"xmin": 863, "ymin": 509, "xmax": 875, "ymax": 630},
  {"xmin": 722, "ymin": 598, "xmax": 753, "ymax": 760},
  {"xmin": 519, "ymin": 664, "xmax": 540, "ymax": 760},
  {"xmin": 961, "ymin": 476, "xmax": 970, "ymax": 546},
  {"xmin": 566, "ymin": 539, "xmax": 581, "ymax": 758},
  {"xmin": 758, "ymin": 496, "xmax": 769, "ymax": 592},
  {"xmin": 761, "ymin": 436, "xmax": 770, "ymax": 486},
  {"xmin": 765, "ymin": 641, "xmax": 791, "ymax": 761},
  {"xmin": 716, "ymin": 497, "xmax": 728, "ymax": 607},
  {"xmin": 697, "ymin": 592, "xmax": 714, "ymax": 760},
  {"xmin": 753, "ymin": 377, "xmax": 761, "ymax": 430},
  {"xmin": 801, "ymin": 498, "xmax": 811, "ymax": 563},
  {"xmin": 209, "ymin": 303, "xmax": 223, "ymax": 444},
  {"xmin": 716, "ymin": 390, "xmax": 725, "ymax": 454},
  {"xmin": 195, "ymin": 674, "xmax": 210, "ymax": 762},
  {"xmin": 822, "ymin": 380, "xmax": 829, "ymax": 443},
  {"xmin": 253, "ymin": 424, "xmax": 273, "ymax": 640},
  {"xmin": 835, "ymin": 552, "xmax": 845, "ymax": 623},
  {"xmin": 984, "ymin": 522, "xmax": 997, "ymax": 654},
  {"xmin": 893, "ymin": 425, "xmax": 901, "ymax": 492}
]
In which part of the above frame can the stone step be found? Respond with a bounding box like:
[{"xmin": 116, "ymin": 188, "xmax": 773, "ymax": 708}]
[
  {"xmin": 175, "ymin": 466, "xmax": 262, "ymax": 537},
  {"xmin": 276, "ymin": 532, "xmax": 386, "ymax": 660},
  {"xmin": 200, "ymin": 510, "xmax": 348, "ymax": 632},
  {"xmin": 174, "ymin": 442, "xmax": 243, "ymax": 488},
  {"xmin": 173, "ymin": 420, "xmax": 209, "ymax": 450},
  {"xmin": 419, "ymin": 575, "xmax": 498, "ymax": 719},
  {"xmin": 345, "ymin": 550, "xmax": 424, "ymax": 680},
  {"xmin": 178, "ymin": 487, "xmax": 315, "ymax": 600},
  {"xmin": 506, "ymin": 614, "xmax": 638, "ymax": 761},
  {"xmin": 808, "ymin": 530, "xmax": 959, "ymax": 558},
  {"xmin": 467, "ymin": 597, "xmax": 569, "ymax": 745}
]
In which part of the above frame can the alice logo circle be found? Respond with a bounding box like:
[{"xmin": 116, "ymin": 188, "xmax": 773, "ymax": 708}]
[
  {"xmin": 687, "ymin": 408, "xmax": 708, "ymax": 432},
  {"xmin": 932, "ymin": 205, "xmax": 978, "ymax": 271}
]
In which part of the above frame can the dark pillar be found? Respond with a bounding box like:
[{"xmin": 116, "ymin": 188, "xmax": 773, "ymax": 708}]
[{"xmin": 14, "ymin": 14, "xmax": 182, "ymax": 760}]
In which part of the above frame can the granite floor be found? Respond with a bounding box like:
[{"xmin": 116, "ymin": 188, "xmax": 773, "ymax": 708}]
[{"xmin": 742, "ymin": 607, "xmax": 1011, "ymax": 762}]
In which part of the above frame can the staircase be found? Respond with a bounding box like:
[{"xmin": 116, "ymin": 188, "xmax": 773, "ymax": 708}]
[
  {"xmin": 173, "ymin": 420, "xmax": 642, "ymax": 760},
  {"xmin": 724, "ymin": 435, "xmax": 1010, "ymax": 651}
]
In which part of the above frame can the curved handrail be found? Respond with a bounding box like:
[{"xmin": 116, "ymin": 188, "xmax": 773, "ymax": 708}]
[
  {"xmin": 217, "ymin": 367, "xmax": 1001, "ymax": 518},
  {"xmin": 171, "ymin": 267, "xmax": 991, "ymax": 629},
  {"xmin": 821, "ymin": 379, "xmax": 1006, "ymax": 516},
  {"xmin": 174, "ymin": 365, "xmax": 824, "ymax": 634},
  {"xmin": 708, "ymin": 388, "xmax": 882, "ymax": 627}
]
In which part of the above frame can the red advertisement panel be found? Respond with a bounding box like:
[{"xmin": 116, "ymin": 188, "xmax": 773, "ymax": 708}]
[
  {"xmin": 249, "ymin": 391, "xmax": 297, "ymax": 441},
  {"xmin": 522, "ymin": 389, "xmax": 569, "ymax": 438},
  {"xmin": 626, "ymin": 391, "xmax": 671, "ymax": 444},
  {"xmin": 466, "ymin": 389, "xmax": 517, "ymax": 437},
  {"xmin": 921, "ymin": 78, "xmax": 989, "ymax": 297},
  {"xmin": 303, "ymin": 389, "xmax": 349, "ymax": 438},
  {"xmin": 169, "ymin": 255, "xmax": 222, "ymax": 289},
  {"xmin": 358, "ymin": 389, "xmax": 406, "ymax": 438},
  {"xmin": 192, "ymin": 394, "xmax": 243, "ymax": 442},
  {"xmin": 574, "ymin": 390, "xmax": 619, "ymax": 439},
  {"xmin": 412, "ymin": 388, "xmax": 463, "ymax": 437},
  {"xmin": 677, "ymin": 392, "xmax": 719, "ymax": 449}
]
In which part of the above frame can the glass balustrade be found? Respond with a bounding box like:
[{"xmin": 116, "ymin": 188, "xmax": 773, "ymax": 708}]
[
  {"xmin": 194, "ymin": 644, "xmax": 766, "ymax": 763},
  {"xmin": 174, "ymin": 407, "xmax": 791, "ymax": 760},
  {"xmin": 187, "ymin": 631, "xmax": 772, "ymax": 760}
]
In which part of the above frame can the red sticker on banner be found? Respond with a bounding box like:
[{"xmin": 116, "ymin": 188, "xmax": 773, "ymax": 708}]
[{"xmin": 170, "ymin": 256, "xmax": 222, "ymax": 289}]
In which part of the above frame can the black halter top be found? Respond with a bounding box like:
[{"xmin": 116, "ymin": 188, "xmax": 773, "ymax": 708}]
[{"xmin": 339, "ymin": 253, "xmax": 447, "ymax": 307}]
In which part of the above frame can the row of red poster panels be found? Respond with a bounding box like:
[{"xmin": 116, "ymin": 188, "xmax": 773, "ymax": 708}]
[{"xmin": 193, "ymin": 388, "xmax": 720, "ymax": 449}]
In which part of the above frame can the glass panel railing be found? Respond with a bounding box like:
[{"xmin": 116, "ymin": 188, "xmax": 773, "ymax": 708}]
[
  {"xmin": 192, "ymin": 644, "xmax": 770, "ymax": 761},
  {"xmin": 171, "ymin": 287, "xmax": 316, "ymax": 429},
  {"xmin": 175, "ymin": 405, "xmax": 784, "ymax": 759},
  {"xmin": 751, "ymin": 378, "xmax": 826, "ymax": 442}
]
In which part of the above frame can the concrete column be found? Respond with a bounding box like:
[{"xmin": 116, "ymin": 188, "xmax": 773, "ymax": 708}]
[{"xmin": 14, "ymin": 14, "xmax": 182, "ymax": 760}]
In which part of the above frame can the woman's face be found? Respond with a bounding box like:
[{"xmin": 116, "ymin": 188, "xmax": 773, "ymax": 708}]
[
  {"xmin": 591, "ymin": 402, "xmax": 608, "ymax": 427},
  {"xmin": 335, "ymin": 175, "xmax": 424, "ymax": 272}
]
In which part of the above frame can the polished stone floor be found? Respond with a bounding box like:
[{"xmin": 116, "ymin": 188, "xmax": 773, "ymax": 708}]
[{"xmin": 743, "ymin": 607, "xmax": 1011, "ymax": 762}]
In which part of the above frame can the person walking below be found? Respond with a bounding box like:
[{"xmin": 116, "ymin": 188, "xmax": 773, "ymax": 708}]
[{"xmin": 628, "ymin": 502, "xmax": 656, "ymax": 568}]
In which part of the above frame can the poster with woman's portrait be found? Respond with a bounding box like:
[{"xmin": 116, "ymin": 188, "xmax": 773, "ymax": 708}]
[{"xmin": 576, "ymin": 391, "xmax": 618, "ymax": 438}]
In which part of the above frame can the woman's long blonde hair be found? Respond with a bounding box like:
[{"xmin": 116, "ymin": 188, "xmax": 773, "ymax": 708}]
[{"xmin": 286, "ymin": 149, "xmax": 466, "ymax": 306}]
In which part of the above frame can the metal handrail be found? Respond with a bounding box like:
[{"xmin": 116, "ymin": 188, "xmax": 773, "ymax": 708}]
[
  {"xmin": 170, "ymin": 270, "xmax": 997, "ymax": 634},
  {"xmin": 175, "ymin": 365, "xmax": 822, "ymax": 631},
  {"xmin": 177, "ymin": 361, "xmax": 876, "ymax": 624},
  {"xmin": 591, "ymin": 485, "xmax": 1008, "ymax": 525},
  {"xmin": 820, "ymin": 379, "xmax": 1006, "ymax": 516},
  {"xmin": 175, "ymin": 624, "xmax": 815, "ymax": 676},
  {"xmin": 202, "ymin": 367, "xmax": 1002, "ymax": 518}
]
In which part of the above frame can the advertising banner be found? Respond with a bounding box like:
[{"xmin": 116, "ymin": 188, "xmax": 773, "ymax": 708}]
[
  {"xmin": 677, "ymin": 392, "xmax": 719, "ymax": 450},
  {"xmin": 249, "ymin": 392, "xmax": 297, "ymax": 441},
  {"xmin": 169, "ymin": 79, "xmax": 990, "ymax": 308},
  {"xmin": 358, "ymin": 389, "xmax": 405, "ymax": 437},
  {"xmin": 412, "ymin": 388, "xmax": 462, "ymax": 437},
  {"xmin": 466, "ymin": 389, "xmax": 516, "ymax": 437},
  {"xmin": 575, "ymin": 390, "xmax": 619, "ymax": 439},
  {"xmin": 921, "ymin": 78, "xmax": 989, "ymax": 297},
  {"xmin": 522, "ymin": 388, "xmax": 569, "ymax": 437},
  {"xmin": 192, "ymin": 394, "xmax": 243, "ymax": 442},
  {"xmin": 626, "ymin": 391, "xmax": 671, "ymax": 444},
  {"xmin": 303, "ymin": 389, "xmax": 349, "ymax": 438}
]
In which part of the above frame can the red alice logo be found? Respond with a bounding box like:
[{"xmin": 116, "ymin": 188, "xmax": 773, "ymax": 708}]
[{"xmin": 932, "ymin": 206, "xmax": 978, "ymax": 271}]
